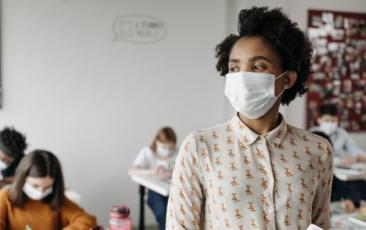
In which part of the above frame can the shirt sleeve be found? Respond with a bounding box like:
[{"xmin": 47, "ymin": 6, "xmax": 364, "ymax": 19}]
[
  {"xmin": 133, "ymin": 147, "xmax": 151, "ymax": 169},
  {"xmin": 343, "ymin": 130, "xmax": 365, "ymax": 156},
  {"xmin": 61, "ymin": 198, "xmax": 97, "ymax": 230},
  {"xmin": 166, "ymin": 133, "xmax": 204, "ymax": 230},
  {"xmin": 312, "ymin": 141, "xmax": 334, "ymax": 229}
]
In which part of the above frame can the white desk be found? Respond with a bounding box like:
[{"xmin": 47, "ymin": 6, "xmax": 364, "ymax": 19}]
[
  {"xmin": 331, "ymin": 213, "xmax": 365, "ymax": 229},
  {"xmin": 331, "ymin": 202, "xmax": 366, "ymax": 229},
  {"xmin": 130, "ymin": 174, "xmax": 170, "ymax": 196},
  {"xmin": 65, "ymin": 189, "xmax": 82, "ymax": 205},
  {"xmin": 130, "ymin": 174, "xmax": 171, "ymax": 230},
  {"xmin": 334, "ymin": 163, "xmax": 366, "ymax": 181}
]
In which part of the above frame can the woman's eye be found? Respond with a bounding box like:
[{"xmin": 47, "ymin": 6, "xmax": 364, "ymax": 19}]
[
  {"xmin": 229, "ymin": 66, "xmax": 240, "ymax": 72},
  {"xmin": 253, "ymin": 64, "xmax": 266, "ymax": 71}
]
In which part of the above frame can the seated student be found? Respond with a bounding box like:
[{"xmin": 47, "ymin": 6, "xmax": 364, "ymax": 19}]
[
  {"xmin": 310, "ymin": 104, "xmax": 366, "ymax": 165},
  {"xmin": 312, "ymin": 131, "xmax": 361, "ymax": 213},
  {"xmin": 0, "ymin": 127, "xmax": 27, "ymax": 188},
  {"xmin": 0, "ymin": 149, "xmax": 97, "ymax": 230},
  {"xmin": 129, "ymin": 127, "xmax": 177, "ymax": 230}
]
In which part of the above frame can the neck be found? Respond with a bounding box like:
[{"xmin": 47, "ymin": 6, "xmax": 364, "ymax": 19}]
[{"xmin": 238, "ymin": 102, "xmax": 281, "ymax": 135}]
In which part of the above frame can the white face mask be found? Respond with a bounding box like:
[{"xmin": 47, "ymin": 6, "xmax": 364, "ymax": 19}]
[
  {"xmin": 224, "ymin": 71, "xmax": 288, "ymax": 119},
  {"xmin": 156, "ymin": 143, "xmax": 174, "ymax": 158},
  {"xmin": 23, "ymin": 183, "xmax": 53, "ymax": 200},
  {"xmin": 320, "ymin": 122, "xmax": 337, "ymax": 135},
  {"xmin": 0, "ymin": 160, "xmax": 8, "ymax": 171}
]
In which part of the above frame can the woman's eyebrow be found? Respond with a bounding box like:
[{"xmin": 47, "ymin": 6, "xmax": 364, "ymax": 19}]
[
  {"xmin": 249, "ymin": 56, "xmax": 272, "ymax": 63},
  {"xmin": 228, "ymin": 58, "xmax": 240, "ymax": 64}
]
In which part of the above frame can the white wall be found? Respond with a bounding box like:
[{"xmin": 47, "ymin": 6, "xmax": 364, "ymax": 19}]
[
  {"xmin": 0, "ymin": 0, "xmax": 227, "ymax": 226},
  {"xmin": 227, "ymin": 0, "xmax": 366, "ymax": 150}
]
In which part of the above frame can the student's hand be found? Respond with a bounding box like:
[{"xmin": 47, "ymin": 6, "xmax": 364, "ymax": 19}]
[
  {"xmin": 154, "ymin": 166, "xmax": 166, "ymax": 175},
  {"xmin": 341, "ymin": 156, "xmax": 357, "ymax": 166},
  {"xmin": 154, "ymin": 166, "xmax": 172, "ymax": 179},
  {"xmin": 160, "ymin": 171, "xmax": 172, "ymax": 179},
  {"xmin": 342, "ymin": 199, "xmax": 356, "ymax": 213},
  {"xmin": 356, "ymin": 154, "xmax": 366, "ymax": 163}
]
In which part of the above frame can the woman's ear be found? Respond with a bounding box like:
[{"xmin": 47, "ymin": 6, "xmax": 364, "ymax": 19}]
[{"xmin": 284, "ymin": 71, "xmax": 297, "ymax": 89}]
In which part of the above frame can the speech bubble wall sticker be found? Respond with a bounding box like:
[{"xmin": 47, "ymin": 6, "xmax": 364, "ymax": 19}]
[{"xmin": 112, "ymin": 15, "xmax": 167, "ymax": 44}]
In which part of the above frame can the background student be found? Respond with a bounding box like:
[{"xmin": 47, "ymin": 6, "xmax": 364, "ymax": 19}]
[
  {"xmin": 311, "ymin": 104, "xmax": 366, "ymax": 165},
  {"xmin": 0, "ymin": 127, "xmax": 27, "ymax": 188},
  {"xmin": 0, "ymin": 149, "xmax": 97, "ymax": 230},
  {"xmin": 129, "ymin": 127, "xmax": 177, "ymax": 230},
  {"xmin": 312, "ymin": 131, "xmax": 361, "ymax": 213}
]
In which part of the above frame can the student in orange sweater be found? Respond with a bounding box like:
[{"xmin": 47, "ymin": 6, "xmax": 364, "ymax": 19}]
[{"xmin": 0, "ymin": 149, "xmax": 97, "ymax": 230}]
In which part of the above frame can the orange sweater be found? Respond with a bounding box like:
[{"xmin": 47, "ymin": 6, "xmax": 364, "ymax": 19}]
[{"xmin": 0, "ymin": 190, "xmax": 96, "ymax": 230}]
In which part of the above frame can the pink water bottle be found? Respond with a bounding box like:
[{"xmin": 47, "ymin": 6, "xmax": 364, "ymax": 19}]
[{"xmin": 109, "ymin": 205, "xmax": 132, "ymax": 230}]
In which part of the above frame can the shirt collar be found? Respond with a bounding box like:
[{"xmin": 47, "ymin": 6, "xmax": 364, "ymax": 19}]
[{"xmin": 230, "ymin": 113, "xmax": 288, "ymax": 147}]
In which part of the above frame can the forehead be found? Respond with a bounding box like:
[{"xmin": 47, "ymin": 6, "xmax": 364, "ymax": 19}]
[
  {"xmin": 26, "ymin": 176, "xmax": 54, "ymax": 186},
  {"xmin": 157, "ymin": 140, "xmax": 175, "ymax": 145},
  {"xmin": 229, "ymin": 36, "xmax": 281, "ymax": 64},
  {"xmin": 320, "ymin": 114, "xmax": 338, "ymax": 120}
]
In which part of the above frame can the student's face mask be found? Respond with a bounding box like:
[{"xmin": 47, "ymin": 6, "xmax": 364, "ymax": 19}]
[
  {"xmin": 0, "ymin": 160, "xmax": 8, "ymax": 171},
  {"xmin": 319, "ymin": 122, "xmax": 337, "ymax": 135},
  {"xmin": 224, "ymin": 71, "xmax": 288, "ymax": 119},
  {"xmin": 23, "ymin": 183, "xmax": 53, "ymax": 200},
  {"xmin": 156, "ymin": 143, "xmax": 174, "ymax": 158}
]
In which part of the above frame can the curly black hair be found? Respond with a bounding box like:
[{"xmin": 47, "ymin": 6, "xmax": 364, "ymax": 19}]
[
  {"xmin": 215, "ymin": 7, "xmax": 312, "ymax": 105},
  {"xmin": 0, "ymin": 127, "xmax": 27, "ymax": 157}
]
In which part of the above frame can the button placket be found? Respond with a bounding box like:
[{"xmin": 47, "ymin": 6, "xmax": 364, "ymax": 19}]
[{"xmin": 259, "ymin": 136, "xmax": 277, "ymax": 229}]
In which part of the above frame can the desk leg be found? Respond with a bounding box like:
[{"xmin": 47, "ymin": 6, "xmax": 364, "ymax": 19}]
[{"xmin": 139, "ymin": 185, "xmax": 145, "ymax": 230}]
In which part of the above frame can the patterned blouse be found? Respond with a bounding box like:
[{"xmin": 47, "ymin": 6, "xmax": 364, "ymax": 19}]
[{"xmin": 166, "ymin": 113, "xmax": 333, "ymax": 230}]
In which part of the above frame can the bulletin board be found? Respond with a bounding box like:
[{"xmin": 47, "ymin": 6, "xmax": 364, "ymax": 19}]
[{"xmin": 306, "ymin": 9, "xmax": 366, "ymax": 132}]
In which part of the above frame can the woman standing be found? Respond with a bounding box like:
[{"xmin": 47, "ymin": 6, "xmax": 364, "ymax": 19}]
[{"xmin": 167, "ymin": 7, "xmax": 333, "ymax": 230}]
